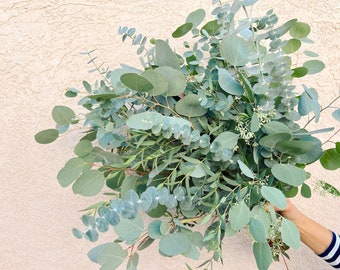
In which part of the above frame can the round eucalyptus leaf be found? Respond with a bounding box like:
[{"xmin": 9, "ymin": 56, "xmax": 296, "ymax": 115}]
[
  {"xmin": 156, "ymin": 66, "xmax": 186, "ymax": 96},
  {"xmin": 289, "ymin": 22, "xmax": 311, "ymax": 38},
  {"xmin": 35, "ymin": 129, "xmax": 59, "ymax": 144},
  {"xmin": 172, "ymin": 22, "xmax": 193, "ymax": 38},
  {"xmin": 281, "ymin": 217, "xmax": 300, "ymax": 249},
  {"xmin": 186, "ymin": 9, "xmax": 206, "ymax": 28},
  {"xmin": 141, "ymin": 69, "xmax": 168, "ymax": 96},
  {"xmin": 159, "ymin": 232, "xmax": 191, "ymax": 256},
  {"xmin": 74, "ymin": 140, "xmax": 93, "ymax": 157},
  {"xmin": 271, "ymin": 164, "xmax": 307, "ymax": 187},
  {"xmin": 201, "ymin": 20, "xmax": 220, "ymax": 35},
  {"xmin": 211, "ymin": 131, "xmax": 239, "ymax": 151},
  {"xmin": 175, "ymin": 94, "xmax": 208, "ymax": 117},
  {"xmin": 220, "ymin": 34, "xmax": 251, "ymax": 66},
  {"xmin": 229, "ymin": 200, "xmax": 251, "ymax": 231},
  {"xmin": 57, "ymin": 158, "xmax": 91, "ymax": 187},
  {"xmin": 276, "ymin": 140, "xmax": 314, "ymax": 155},
  {"xmin": 114, "ymin": 214, "xmax": 144, "ymax": 242},
  {"xmin": 320, "ymin": 148, "xmax": 340, "ymax": 170},
  {"xmin": 253, "ymin": 242, "xmax": 273, "ymax": 270},
  {"xmin": 237, "ymin": 160, "xmax": 255, "ymax": 179},
  {"xmin": 249, "ymin": 218, "xmax": 266, "ymax": 244},
  {"xmin": 260, "ymin": 186, "xmax": 286, "ymax": 209},
  {"xmin": 105, "ymin": 210, "xmax": 120, "ymax": 226},
  {"xmin": 120, "ymin": 73, "xmax": 153, "ymax": 92},
  {"xmin": 262, "ymin": 122, "xmax": 291, "ymax": 135},
  {"xmin": 259, "ymin": 133, "xmax": 292, "ymax": 149},
  {"xmin": 52, "ymin": 105, "xmax": 76, "ymax": 125},
  {"xmin": 72, "ymin": 170, "xmax": 105, "ymax": 197},
  {"xmin": 303, "ymin": 60, "xmax": 325, "ymax": 74},
  {"xmin": 85, "ymin": 229, "xmax": 99, "ymax": 242},
  {"xmin": 217, "ymin": 68, "xmax": 244, "ymax": 95},
  {"xmin": 127, "ymin": 252, "xmax": 139, "ymax": 270},
  {"xmin": 121, "ymin": 201, "xmax": 139, "ymax": 219},
  {"xmin": 96, "ymin": 217, "xmax": 109, "ymax": 233},
  {"xmin": 147, "ymin": 220, "xmax": 163, "ymax": 239},
  {"xmin": 283, "ymin": 38, "xmax": 301, "ymax": 54},
  {"xmin": 126, "ymin": 111, "xmax": 163, "ymax": 130},
  {"xmin": 96, "ymin": 242, "xmax": 128, "ymax": 268},
  {"xmin": 304, "ymin": 50, "xmax": 319, "ymax": 57},
  {"xmin": 155, "ymin": 39, "xmax": 180, "ymax": 69}
]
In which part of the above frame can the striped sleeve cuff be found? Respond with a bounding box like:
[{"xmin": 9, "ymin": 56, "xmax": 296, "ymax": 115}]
[{"xmin": 318, "ymin": 231, "xmax": 340, "ymax": 268}]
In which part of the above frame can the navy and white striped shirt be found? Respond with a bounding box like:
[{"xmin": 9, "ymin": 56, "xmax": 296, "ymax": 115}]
[{"xmin": 318, "ymin": 231, "xmax": 340, "ymax": 268}]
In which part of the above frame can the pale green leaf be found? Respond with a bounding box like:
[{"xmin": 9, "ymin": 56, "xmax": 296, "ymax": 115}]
[
  {"xmin": 237, "ymin": 160, "xmax": 254, "ymax": 179},
  {"xmin": 155, "ymin": 39, "xmax": 180, "ymax": 69},
  {"xmin": 260, "ymin": 186, "xmax": 287, "ymax": 209},
  {"xmin": 250, "ymin": 112, "xmax": 260, "ymax": 132},
  {"xmin": 52, "ymin": 105, "xmax": 76, "ymax": 125},
  {"xmin": 262, "ymin": 122, "xmax": 291, "ymax": 135},
  {"xmin": 289, "ymin": 22, "xmax": 311, "ymax": 38},
  {"xmin": 126, "ymin": 253, "xmax": 139, "ymax": 270},
  {"xmin": 220, "ymin": 34, "xmax": 251, "ymax": 66},
  {"xmin": 259, "ymin": 133, "xmax": 292, "ymax": 149},
  {"xmin": 186, "ymin": 9, "xmax": 205, "ymax": 28},
  {"xmin": 120, "ymin": 73, "xmax": 153, "ymax": 92},
  {"xmin": 281, "ymin": 217, "xmax": 300, "ymax": 249},
  {"xmin": 159, "ymin": 232, "xmax": 191, "ymax": 256},
  {"xmin": 156, "ymin": 66, "xmax": 186, "ymax": 96},
  {"xmin": 114, "ymin": 214, "xmax": 144, "ymax": 242},
  {"xmin": 175, "ymin": 94, "xmax": 207, "ymax": 117},
  {"xmin": 303, "ymin": 60, "xmax": 325, "ymax": 74},
  {"xmin": 229, "ymin": 200, "xmax": 251, "ymax": 231},
  {"xmin": 218, "ymin": 68, "xmax": 244, "ymax": 95},
  {"xmin": 35, "ymin": 129, "xmax": 59, "ymax": 144},
  {"xmin": 57, "ymin": 158, "xmax": 91, "ymax": 187},
  {"xmin": 249, "ymin": 218, "xmax": 267, "ymax": 243},
  {"xmin": 72, "ymin": 170, "xmax": 105, "ymax": 196},
  {"xmin": 283, "ymin": 38, "xmax": 301, "ymax": 54},
  {"xmin": 96, "ymin": 243, "xmax": 128, "ymax": 269},
  {"xmin": 74, "ymin": 140, "xmax": 93, "ymax": 157},
  {"xmin": 271, "ymin": 164, "xmax": 307, "ymax": 187},
  {"xmin": 172, "ymin": 22, "xmax": 193, "ymax": 38},
  {"xmin": 253, "ymin": 242, "xmax": 273, "ymax": 270},
  {"xmin": 141, "ymin": 69, "xmax": 168, "ymax": 96}
]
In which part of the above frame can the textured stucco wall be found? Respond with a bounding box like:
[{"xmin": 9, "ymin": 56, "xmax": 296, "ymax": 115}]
[{"xmin": 0, "ymin": 0, "xmax": 339, "ymax": 269}]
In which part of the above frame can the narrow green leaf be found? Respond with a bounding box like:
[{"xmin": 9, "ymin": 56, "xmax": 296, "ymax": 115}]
[
  {"xmin": 120, "ymin": 73, "xmax": 153, "ymax": 92},
  {"xmin": 172, "ymin": 22, "xmax": 193, "ymax": 38},
  {"xmin": 262, "ymin": 122, "xmax": 291, "ymax": 135},
  {"xmin": 281, "ymin": 217, "xmax": 300, "ymax": 249},
  {"xmin": 271, "ymin": 164, "xmax": 307, "ymax": 187},
  {"xmin": 301, "ymin": 183, "xmax": 312, "ymax": 198},
  {"xmin": 250, "ymin": 112, "xmax": 260, "ymax": 132},
  {"xmin": 237, "ymin": 160, "xmax": 254, "ymax": 179},
  {"xmin": 35, "ymin": 129, "xmax": 59, "ymax": 144},
  {"xmin": 72, "ymin": 170, "xmax": 105, "ymax": 196},
  {"xmin": 126, "ymin": 253, "xmax": 139, "ymax": 270}
]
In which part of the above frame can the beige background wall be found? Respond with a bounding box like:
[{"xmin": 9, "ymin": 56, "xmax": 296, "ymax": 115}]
[{"xmin": 1, "ymin": 0, "xmax": 339, "ymax": 269}]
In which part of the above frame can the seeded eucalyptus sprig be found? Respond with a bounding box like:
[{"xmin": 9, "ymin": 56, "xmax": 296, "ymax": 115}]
[{"xmin": 35, "ymin": 0, "xmax": 339, "ymax": 269}]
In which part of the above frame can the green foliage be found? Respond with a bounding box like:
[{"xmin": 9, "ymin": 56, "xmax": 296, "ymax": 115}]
[{"xmin": 35, "ymin": 1, "xmax": 339, "ymax": 269}]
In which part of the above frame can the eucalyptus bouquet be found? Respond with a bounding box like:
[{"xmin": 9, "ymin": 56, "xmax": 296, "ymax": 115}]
[{"xmin": 35, "ymin": 0, "xmax": 340, "ymax": 269}]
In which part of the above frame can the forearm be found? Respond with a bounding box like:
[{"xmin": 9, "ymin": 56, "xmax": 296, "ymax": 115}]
[{"xmin": 289, "ymin": 209, "xmax": 333, "ymax": 255}]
